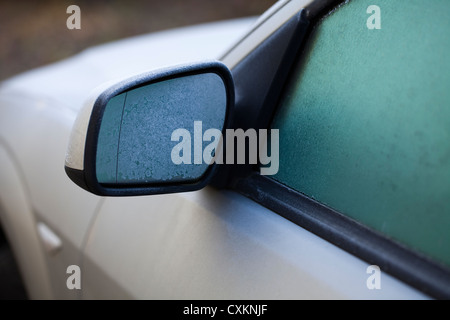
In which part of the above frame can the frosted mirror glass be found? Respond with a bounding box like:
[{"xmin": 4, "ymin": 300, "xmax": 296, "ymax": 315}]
[{"xmin": 95, "ymin": 73, "xmax": 227, "ymax": 185}]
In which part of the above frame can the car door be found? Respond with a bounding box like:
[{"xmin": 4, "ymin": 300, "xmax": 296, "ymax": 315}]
[{"xmin": 80, "ymin": 0, "xmax": 450, "ymax": 299}]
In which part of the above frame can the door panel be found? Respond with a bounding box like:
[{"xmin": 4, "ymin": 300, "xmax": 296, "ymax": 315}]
[{"xmin": 82, "ymin": 187, "xmax": 427, "ymax": 299}]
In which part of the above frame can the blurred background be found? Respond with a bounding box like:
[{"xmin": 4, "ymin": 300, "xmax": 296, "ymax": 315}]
[{"xmin": 0, "ymin": 0, "xmax": 276, "ymax": 81}]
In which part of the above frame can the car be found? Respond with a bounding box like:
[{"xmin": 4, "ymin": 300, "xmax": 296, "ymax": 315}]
[{"xmin": 0, "ymin": 0, "xmax": 449, "ymax": 301}]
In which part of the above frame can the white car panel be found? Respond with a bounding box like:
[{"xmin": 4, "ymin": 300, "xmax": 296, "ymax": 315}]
[{"xmin": 83, "ymin": 188, "xmax": 428, "ymax": 299}]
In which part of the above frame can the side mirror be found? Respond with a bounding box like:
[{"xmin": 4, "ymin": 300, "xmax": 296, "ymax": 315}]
[{"xmin": 64, "ymin": 61, "xmax": 234, "ymax": 196}]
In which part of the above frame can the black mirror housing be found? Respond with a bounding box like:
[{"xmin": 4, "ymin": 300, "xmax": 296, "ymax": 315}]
[{"xmin": 65, "ymin": 61, "xmax": 234, "ymax": 196}]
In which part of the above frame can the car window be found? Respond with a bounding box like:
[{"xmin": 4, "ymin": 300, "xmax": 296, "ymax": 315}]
[{"xmin": 270, "ymin": 0, "xmax": 450, "ymax": 268}]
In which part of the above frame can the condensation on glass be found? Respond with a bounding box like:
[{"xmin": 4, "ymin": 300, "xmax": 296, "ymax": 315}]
[
  {"xmin": 96, "ymin": 73, "xmax": 226, "ymax": 184},
  {"xmin": 271, "ymin": 0, "xmax": 450, "ymax": 267}
]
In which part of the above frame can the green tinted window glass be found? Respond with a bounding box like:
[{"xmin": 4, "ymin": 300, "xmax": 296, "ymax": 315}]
[{"xmin": 271, "ymin": 0, "xmax": 450, "ymax": 267}]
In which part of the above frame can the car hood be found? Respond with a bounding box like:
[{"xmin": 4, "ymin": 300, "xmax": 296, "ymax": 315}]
[{"xmin": 0, "ymin": 18, "xmax": 255, "ymax": 112}]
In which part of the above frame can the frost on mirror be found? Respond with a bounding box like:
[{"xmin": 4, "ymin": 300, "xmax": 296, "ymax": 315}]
[{"xmin": 96, "ymin": 73, "xmax": 227, "ymax": 185}]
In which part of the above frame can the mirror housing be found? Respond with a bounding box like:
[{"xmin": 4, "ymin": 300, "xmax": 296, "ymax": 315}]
[{"xmin": 65, "ymin": 61, "xmax": 234, "ymax": 196}]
